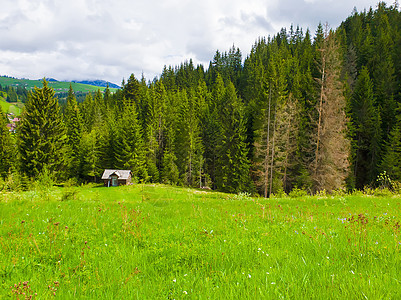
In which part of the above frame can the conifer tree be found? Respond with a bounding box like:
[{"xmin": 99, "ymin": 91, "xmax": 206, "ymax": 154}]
[
  {"xmin": 114, "ymin": 103, "xmax": 148, "ymax": 182},
  {"xmin": 175, "ymin": 90, "xmax": 203, "ymax": 186},
  {"xmin": 123, "ymin": 73, "xmax": 141, "ymax": 107},
  {"xmin": 64, "ymin": 84, "xmax": 83, "ymax": 178},
  {"xmin": 312, "ymin": 29, "xmax": 350, "ymax": 192},
  {"xmin": 0, "ymin": 105, "xmax": 12, "ymax": 178},
  {"xmin": 203, "ymin": 73, "xmax": 225, "ymax": 188},
  {"xmin": 80, "ymin": 92, "xmax": 94, "ymax": 132},
  {"xmin": 79, "ymin": 130, "xmax": 99, "ymax": 182},
  {"xmin": 161, "ymin": 149, "xmax": 179, "ymax": 185},
  {"xmin": 271, "ymin": 93, "xmax": 300, "ymax": 193},
  {"xmin": 18, "ymin": 79, "xmax": 67, "ymax": 179},
  {"xmin": 380, "ymin": 104, "xmax": 401, "ymax": 181},
  {"xmin": 215, "ymin": 81, "xmax": 250, "ymax": 193},
  {"xmin": 350, "ymin": 67, "xmax": 380, "ymax": 188}
]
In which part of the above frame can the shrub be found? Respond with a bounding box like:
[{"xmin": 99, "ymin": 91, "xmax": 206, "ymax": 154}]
[{"xmin": 288, "ymin": 187, "xmax": 308, "ymax": 198}]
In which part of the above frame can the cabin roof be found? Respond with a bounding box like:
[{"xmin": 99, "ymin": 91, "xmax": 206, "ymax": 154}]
[{"xmin": 101, "ymin": 169, "xmax": 131, "ymax": 180}]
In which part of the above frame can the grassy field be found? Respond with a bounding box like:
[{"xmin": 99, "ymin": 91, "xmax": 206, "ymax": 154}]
[
  {"xmin": 0, "ymin": 97, "xmax": 22, "ymax": 115},
  {"xmin": 0, "ymin": 77, "xmax": 119, "ymax": 94},
  {"xmin": 1, "ymin": 184, "xmax": 400, "ymax": 299}
]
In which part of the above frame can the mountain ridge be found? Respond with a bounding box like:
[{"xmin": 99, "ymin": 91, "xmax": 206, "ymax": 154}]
[{"xmin": 71, "ymin": 79, "xmax": 120, "ymax": 89}]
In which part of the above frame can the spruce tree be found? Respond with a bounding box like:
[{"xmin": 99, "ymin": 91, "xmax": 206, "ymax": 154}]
[
  {"xmin": 18, "ymin": 79, "xmax": 67, "ymax": 179},
  {"xmin": 0, "ymin": 105, "xmax": 12, "ymax": 178},
  {"xmin": 350, "ymin": 67, "xmax": 380, "ymax": 188},
  {"xmin": 79, "ymin": 130, "xmax": 98, "ymax": 182},
  {"xmin": 215, "ymin": 81, "xmax": 251, "ymax": 193},
  {"xmin": 203, "ymin": 74, "xmax": 225, "ymax": 188},
  {"xmin": 175, "ymin": 90, "xmax": 203, "ymax": 186},
  {"xmin": 114, "ymin": 103, "xmax": 148, "ymax": 182},
  {"xmin": 64, "ymin": 84, "xmax": 83, "ymax": 178},
  {"xmin": 80, "ymin": 92, "xmax": 94, "ymax": 132},
  {"xmin": 381, "ymin": 104, "xmax": 401, "ymax": 181},
  {"xmin": 312, "ymin": 30, "xmax": 350, "ymax": 192}
]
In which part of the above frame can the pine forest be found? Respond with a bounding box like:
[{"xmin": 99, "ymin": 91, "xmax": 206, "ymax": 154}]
[{"xmin": 2, "ymin": 2, "xmax": 401, "ymax": 196}]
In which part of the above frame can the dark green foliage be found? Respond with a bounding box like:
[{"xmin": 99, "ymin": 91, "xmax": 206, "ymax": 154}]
[
  {"xmin": 381, "ymin": 104, "xmax": 401, "ymax": 181},
  {"xmin": 175, "ymin": 90, "xmax": 203, "ymax": 186},
  {"xmin": 215, "ymin": 81, "xmax": 251, "ymax": 193},
  {"xmin": 350, "ymin": 67, "xmax": 380, "ymax": 188},
  {"xmin": 0, "ymin": 105, "xmax": 13, "ymax": 178},
  {"xmin": 18, "ymin": 80, "xmax": 67, "ymax": 179},
  {"xmin": 12, "ymin": 2, "xmax": 401, "ymax": 193},
  {"xmin": 64, "ymin": 84, "xmax": 83, "ymax": 177},
  {"xmin": 114, "ymin": 104, "xmax": 148, "ymax": 182}
]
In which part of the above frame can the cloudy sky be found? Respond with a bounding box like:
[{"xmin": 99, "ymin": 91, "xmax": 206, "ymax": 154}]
[{"xmin": 1, "ymin": 0, "xmax": 381, "ymax": 85}]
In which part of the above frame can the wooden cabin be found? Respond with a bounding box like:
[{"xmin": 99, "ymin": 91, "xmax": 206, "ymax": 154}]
[{"xmin": 101, "ymin": 169, "xmax": 132, "ymax": 187}]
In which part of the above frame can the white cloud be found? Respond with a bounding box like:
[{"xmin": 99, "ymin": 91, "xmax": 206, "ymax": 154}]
[{"xmin": 0, "ymin": 0, "xmax": 381, "ymax": 84}]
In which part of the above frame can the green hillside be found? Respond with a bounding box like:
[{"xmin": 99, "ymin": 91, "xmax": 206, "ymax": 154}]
[
  {"xmin": 0, "ymin": 76, "xmax": 119, "ymax": 94},
  {"xmin": 0, "ymin": 96, "xmax": 22, "ymax": 115}
]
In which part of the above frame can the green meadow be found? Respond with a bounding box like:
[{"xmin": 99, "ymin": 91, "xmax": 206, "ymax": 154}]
[
  {"xmin": 1, "ymin": 184, "xmax": 401, "ymax": 299},
  {"xmin": 0, "ymin": 97, "xmax": 22, "ymax": 116}
]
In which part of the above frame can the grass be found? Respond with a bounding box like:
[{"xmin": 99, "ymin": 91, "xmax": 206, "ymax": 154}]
[
  {"xmin": 1, "ymin": 184, "xmax": 401, "ymax": 298},
  {"xmin": 0, "ymin": 97, "xmax": 22, "ymax": 115}
]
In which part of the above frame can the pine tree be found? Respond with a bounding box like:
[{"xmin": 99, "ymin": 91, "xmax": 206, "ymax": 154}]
[
  {"xmin": 380, "ymin": 104, "xmax": 401, "ymax": 181},
  {"xmin": 215, "ymin": 81, "xmax": 250, "ymax": 193},
  {"xmin": 18, "ymin": 79, "xmax": 67, "ymax": 179},
  {"xmin": 64, "ymin": 84, "xmax": 83, "ymax": 178},
  {"xmin": 350, "ymin": 67, "xmax": 380, "ymax": 188},
  {"xmin": 0, "ymin": 105, "xmax": 12, "ymax": 178},
  {"xmin": 203, "ymin": 74, "xmax": 225, "ymax": 188},
  {"xmin": 80, "ymin": 92, "xmax": 95, "ymax": 132},
  {"xmin": 114, "ymin": 103, "xmax": 148, "ymax": 182},
  {"xmin": 161, "ymin": 149, "xmax": 179, "ymax": 185},
  {"xmin": 252, "ymin": 40, "xmax": 288, "ymax": 196},
  {"xmin": 272, "ymin": 93, "xmax": 300, "ymax": 193},
  {"xmin": 175, "ymin": 90, "xmax": 203, "ymax": 186},
  {"xmin": 312, "ymin": 29, "xmax": 350, "ymax": 192},
  {"xmin": 123, "ymin": 73, "xmax": 141, "ymax": 107}
]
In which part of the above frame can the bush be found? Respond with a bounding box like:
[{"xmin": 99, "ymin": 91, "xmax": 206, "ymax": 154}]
[
  {"xmin": 60, "ymin": 178, "xmax": 79, "ymax": 201},
  {"xmin": 288, "ymin": 187, "xmax": 308, "ymax": 198},
  {"xmin": 376, "ymin": 171, "xmax": 393, "ymax": 190}
]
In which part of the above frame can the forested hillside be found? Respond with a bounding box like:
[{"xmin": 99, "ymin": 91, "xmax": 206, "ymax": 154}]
[{"xmin": 1, "ymin": 2, "xmax": 401, "ymax": 195}]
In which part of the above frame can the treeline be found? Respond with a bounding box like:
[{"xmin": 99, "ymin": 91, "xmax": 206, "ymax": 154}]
[
  {"xmin": 0, "ymin": 84, "xmax": 29, "ymax": 103},
  {"xmin": 1, "ymin": 2, "xmax": 401, "ymax": 195}
]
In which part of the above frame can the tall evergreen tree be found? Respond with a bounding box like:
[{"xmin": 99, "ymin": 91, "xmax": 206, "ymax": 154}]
[
  {"xmin": 203, "ymin": 73, "xmax": 225, "ymax": 188},
  {"xmin": 0, "ymin": 105, "xmax": 13, "ymax": 178},
  {"xmin": 380, "ymin": 104, "xmax": 401, "ymax": 181},
  {"xmin": 350, "ymin": 67, "xmax": 381, "ymax": 188},
  {"xmin": 215, "ymin": 81, "xmax": 251, "ymax": 193},
  {"xmin": 18, "ymin": 79, "xmax": 67, "ymax": 179},
  {"xmin": 175, "ymin": 90, "xmax": 203, "ymax": 186},
  {"xmin": 80, "ymin": 92, "xmax": 94, "ymax": 132},
  {"xmin": 64, "ymin": 84, "xmax": 83, "ymax": 177},
  {"xmin": 114, "ymin": 103, "xmax": 148, "ymax": 182}
]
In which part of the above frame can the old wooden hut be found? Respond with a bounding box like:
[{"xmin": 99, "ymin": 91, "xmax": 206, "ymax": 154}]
[{"xmin": 101, "ymin": 169, "xmax": 132, "ymax": 187}]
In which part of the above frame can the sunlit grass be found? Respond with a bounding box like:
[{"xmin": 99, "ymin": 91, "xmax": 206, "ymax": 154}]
[{"xmin": 1, "ymin": 185, "xmax": 401, "ymax": 298}]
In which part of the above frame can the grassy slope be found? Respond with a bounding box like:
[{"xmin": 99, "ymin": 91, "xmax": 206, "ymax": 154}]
[
  {"xmin": 0, "ymin": 97, "xmax": 22, "ymax": 115},
  {"xmin": 0, "ymin": 77, "xmax": 119, "ymax": 94},
  {"xmin": 1, "ymin": 184, "xmax": 400, "ymax": 298}
]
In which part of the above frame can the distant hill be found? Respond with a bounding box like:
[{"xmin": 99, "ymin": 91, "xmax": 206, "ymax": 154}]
[
  {"xmin": 0, "ymin": 76, "xmax": 120, "ymax": 94},
  {"xmin": 72, "ymin": 80, "xmax": 120, "ymax": 89}
]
